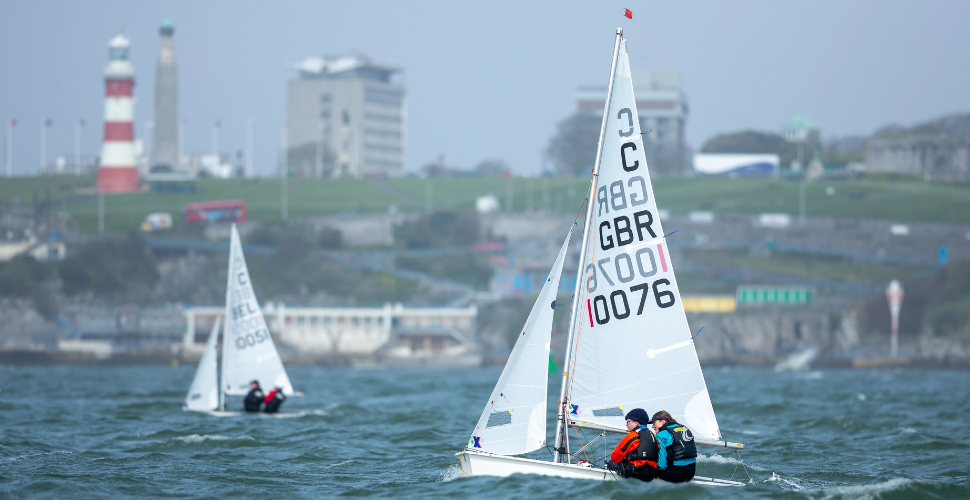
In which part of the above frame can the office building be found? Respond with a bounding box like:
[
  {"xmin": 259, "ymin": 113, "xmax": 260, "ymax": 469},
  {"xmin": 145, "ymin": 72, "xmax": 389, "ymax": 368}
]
[{"xmin": 287, "ymin": 54, "xmax": 407, "ymax": 178}]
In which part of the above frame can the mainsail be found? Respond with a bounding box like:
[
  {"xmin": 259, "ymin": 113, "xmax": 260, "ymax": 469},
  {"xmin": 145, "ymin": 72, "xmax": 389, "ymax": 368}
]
[
  {"xmin": 184, "ymin": 317, "xmax": 220, "ymax": 412},
  {"xmin": 222, "ymin": 224, "xmax": 294, "ymax": 397},
  {"xmin": 468, "ymin": 229, "xmax": 573, "ymax": 455},
  {"xmin": 562, "ymin": 38, "xmax": 721, "ymax": 441}
]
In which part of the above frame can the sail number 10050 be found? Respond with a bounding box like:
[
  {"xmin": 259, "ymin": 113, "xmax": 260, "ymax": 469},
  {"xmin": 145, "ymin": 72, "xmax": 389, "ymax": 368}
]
[
  {"xmin": 585, "ymin": 243, "xmax": 676, "ymax": 326},
  {"xmin": 234, "ymin": 328, "xmax": 269, "ymax": 350}
]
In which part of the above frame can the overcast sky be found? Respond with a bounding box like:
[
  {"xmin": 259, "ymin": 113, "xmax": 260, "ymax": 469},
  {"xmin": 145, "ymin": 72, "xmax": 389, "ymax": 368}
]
[{"xmin": 1, "ymin": 0, "xmax": 967, "ymax": 176}]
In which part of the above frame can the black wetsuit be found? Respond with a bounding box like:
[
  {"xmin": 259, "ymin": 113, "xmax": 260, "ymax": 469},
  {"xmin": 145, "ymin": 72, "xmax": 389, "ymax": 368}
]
[{"xmin": 243, "ymin": 387, "xmax": 264, "ymax": 412}]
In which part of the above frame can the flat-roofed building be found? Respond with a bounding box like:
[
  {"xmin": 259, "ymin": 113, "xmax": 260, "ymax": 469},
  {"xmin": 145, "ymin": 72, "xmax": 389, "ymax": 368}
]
[
  {"xmin": 287, "ymin": 54, "xmax": 407, "ymax": 178},
  {"xmin": 183, "ymin": 303, "xmax": 478, "ymax": 366}
]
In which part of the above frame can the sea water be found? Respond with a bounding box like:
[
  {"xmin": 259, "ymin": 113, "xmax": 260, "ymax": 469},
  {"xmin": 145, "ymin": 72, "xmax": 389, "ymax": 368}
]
[{"xmin": 1, "ymin": 365, "xmax": 967, "ymax": 499}]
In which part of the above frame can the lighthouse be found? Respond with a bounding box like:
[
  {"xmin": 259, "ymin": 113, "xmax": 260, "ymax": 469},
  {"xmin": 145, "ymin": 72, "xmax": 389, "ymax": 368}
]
[{"xmin": 95, "ymin": 32, "xmax": 139, "ymax": 192}]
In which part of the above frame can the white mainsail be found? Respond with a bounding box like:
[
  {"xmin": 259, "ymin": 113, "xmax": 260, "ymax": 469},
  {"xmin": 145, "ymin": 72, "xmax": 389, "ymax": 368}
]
[
  {"xmin": 222, "ymin": 224, "xmax": 294, "ymax": 397},
  {"xmin": 467, "ymin": 229, "xmax": 573, "ymax": 455},
  {"xmin": 562, "ymin": 38, "xmax": 720, "ymax": 441},
  {"xmin": 184, "ymin": 317, "xmax": 220, "ymax": 412}
]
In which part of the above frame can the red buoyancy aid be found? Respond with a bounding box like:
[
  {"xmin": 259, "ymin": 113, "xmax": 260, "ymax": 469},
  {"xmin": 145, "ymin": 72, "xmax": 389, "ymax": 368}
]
[
  {"xmin": 611, "ymin": 430, "xmax": 658, "ymax": 468},
  {"xmin": 262, "ymin": 388, "xmax": 278, "ymax": 404}
]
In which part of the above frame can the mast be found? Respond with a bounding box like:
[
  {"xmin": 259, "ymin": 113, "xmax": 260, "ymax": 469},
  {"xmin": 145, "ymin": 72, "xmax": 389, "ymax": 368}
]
[
  {"xmin": 219, "ymin": 225, "xmax": 236, "ymax": 411},
  {"xmin": 553, "ymin": 27, "xmax": 624, "ymax": 464}
]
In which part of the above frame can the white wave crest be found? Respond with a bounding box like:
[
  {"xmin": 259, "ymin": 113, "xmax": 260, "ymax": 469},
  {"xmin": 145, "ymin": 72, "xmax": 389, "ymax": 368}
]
[
  {"xmin": 439, "ymin": 464, "xmax": 464, "ymax": 482},
  {"xmin": 697, "ymin": 452, "xmax": 766, "ymax": 471},
  {"xmin": 765, "ymin": 472, "xmax": 804, "ymax": 491},
  {"xmin": 171, "ymin": 434, "xmax": 255, "ymax": 444},
  {"xmin": 817, "ymin": 478, "xmax": 917, "ymax": 500}
]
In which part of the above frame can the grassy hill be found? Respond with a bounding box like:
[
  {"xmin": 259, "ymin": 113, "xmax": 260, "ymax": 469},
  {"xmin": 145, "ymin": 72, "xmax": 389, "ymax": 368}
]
[{"xmin": 2, "ymin": 175, "xmax": 969, "ymax": 234}]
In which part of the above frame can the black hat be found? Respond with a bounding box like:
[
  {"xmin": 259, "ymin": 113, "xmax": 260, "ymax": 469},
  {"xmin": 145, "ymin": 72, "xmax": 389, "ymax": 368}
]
[
  {"xmin": 646, "ymin": 411, "xmax": 671, "ymax": 424},
  {"xmin": 624, "ymin": 408, "xmax": 650, "ymax": 425},
  {"xmin": 250, "ymin": 380, "xmax": 260, "ymax": 386}
]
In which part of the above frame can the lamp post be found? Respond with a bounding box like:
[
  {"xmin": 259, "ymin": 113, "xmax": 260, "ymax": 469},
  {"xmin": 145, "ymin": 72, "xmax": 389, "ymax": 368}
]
[
  {"xmin": 5, "ymin": 119, "xmax": 15, "ymax": 177},
  {"xmin": 280, "ymin": 122, "xmax": 288, "ymax": 220},
  {"xmin": 75, "ymin": 118, "xmax": 86, "ymax": 176},
  {"xmin": 40, "ymin": 118, "xmax": 52, "ymax": 174},
  {"xmin": 246, "ymin": 119, "xmax": 254, "ymax": 178},
  {"xmin": 211, "ymin": 119, "xmax": 221, "ymax": 157}
]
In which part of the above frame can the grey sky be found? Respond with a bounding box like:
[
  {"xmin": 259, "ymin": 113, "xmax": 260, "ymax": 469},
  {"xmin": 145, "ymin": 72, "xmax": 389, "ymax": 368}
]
[{"xmin": 1, "ymin": 0, "xmax": 967, "ymax": 176}]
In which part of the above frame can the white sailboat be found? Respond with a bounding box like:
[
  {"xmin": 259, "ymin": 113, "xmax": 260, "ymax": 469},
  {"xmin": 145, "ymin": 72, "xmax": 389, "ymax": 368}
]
[
  {"xmin": 184, "ymin": 224, "xmax": 296, "ymax": 415},
  {"xmin": 184, "ymin": 317, "xmax": 221, "ymax": 412},
  {"xmin": 457, "ymin": 28, "xmax": 747, "ymax": 486}
]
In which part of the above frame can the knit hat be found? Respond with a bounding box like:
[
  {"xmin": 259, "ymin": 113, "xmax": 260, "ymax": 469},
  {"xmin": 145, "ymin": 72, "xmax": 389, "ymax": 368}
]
[{"xmin": 624, "ymin": 408, "xmax": 650, "ymax": 425}]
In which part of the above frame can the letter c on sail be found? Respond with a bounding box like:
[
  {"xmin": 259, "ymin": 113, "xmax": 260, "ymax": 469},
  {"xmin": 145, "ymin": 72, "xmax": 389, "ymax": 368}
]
[
  {"xmin": 617, "ymin": 108, "xmax": 634, "ymax": 137},
  {"xmin": 621, "ymin": 142, "xmax": 639, "ymax": 172}
]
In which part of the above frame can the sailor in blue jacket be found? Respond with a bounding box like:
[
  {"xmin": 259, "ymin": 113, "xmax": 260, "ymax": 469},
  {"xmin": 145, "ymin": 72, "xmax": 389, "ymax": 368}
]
[{"xmin": 647, "ymin": 411, "xmax": 697, "ymax": 483}]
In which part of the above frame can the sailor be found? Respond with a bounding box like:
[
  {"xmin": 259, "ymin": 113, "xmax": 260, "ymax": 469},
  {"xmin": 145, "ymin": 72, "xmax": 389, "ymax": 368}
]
[
  {"xmin": 262, "ymin": 386, "xmax": 286, "ymax": 414},
  {"xmin": 648, "ymin": 411, "xmax": 697, "ymax": 483},
  {"xmin": 606, "ymin": 408, "xmax": 658, "ymax": 482},
  {"xmin": 243, "ymin": 380, "xmax": 264, "ymax": 412}
]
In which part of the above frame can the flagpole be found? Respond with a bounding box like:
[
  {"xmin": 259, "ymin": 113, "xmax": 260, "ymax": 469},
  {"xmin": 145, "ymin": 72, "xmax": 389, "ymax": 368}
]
[{"xmin": 554, "ymin": 27, "xmax": 624, "ymax": 464}]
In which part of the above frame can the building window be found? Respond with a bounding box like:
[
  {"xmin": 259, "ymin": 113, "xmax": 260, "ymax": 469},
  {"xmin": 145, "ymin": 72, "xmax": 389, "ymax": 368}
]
[
  {"xmin": 365, "ymin": 113, "xmax": 401, "ymax": 123},
  {"xmin": 364, "ymin": 128, "xmax": 401, "ymax": 139},
  {"xmin": 365, "ymin": 88, "xmax": 404, "ymax": 106}
]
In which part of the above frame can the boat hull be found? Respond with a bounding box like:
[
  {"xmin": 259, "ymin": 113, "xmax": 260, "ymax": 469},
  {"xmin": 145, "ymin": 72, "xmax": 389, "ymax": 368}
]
[
  {"xmin": 459, "ymin": 450, "xmax": 618, "ymax": 480},
  {"xmin": 457, "ymin": 450, "xmax": 745, "ymax": 486}
]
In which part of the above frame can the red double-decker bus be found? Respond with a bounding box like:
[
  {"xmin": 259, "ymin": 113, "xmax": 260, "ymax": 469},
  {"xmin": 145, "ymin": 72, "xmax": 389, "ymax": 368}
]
[{"xmin": 183, "ymin": 200, "xmax": 247, "ymax": 224}]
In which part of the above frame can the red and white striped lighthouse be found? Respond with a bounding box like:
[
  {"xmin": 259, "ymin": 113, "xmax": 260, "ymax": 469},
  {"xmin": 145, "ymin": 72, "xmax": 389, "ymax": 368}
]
[{"xmin": 95, "ymin": 32, "xmax": 139, "ymax": 192}]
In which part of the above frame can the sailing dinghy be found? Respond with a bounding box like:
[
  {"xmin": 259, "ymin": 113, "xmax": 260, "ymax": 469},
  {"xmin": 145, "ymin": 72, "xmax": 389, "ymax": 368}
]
[
  {"xmin": 183, "ymin": 224, "xmax": 297, "ymax": 415},
  {"xmin": 457, "ymin": 28, "xmax": 747, "ymax": 486}
]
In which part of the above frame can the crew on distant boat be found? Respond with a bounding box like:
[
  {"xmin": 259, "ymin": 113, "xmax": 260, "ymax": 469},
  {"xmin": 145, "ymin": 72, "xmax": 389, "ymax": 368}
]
[
  {"xmin": 648, "ymin": 411, "xmax": 697, "ymax": 483},
  {"xmin": 606, "ymin": 408, "xmax": 658, "ymax": 482},
  {"xmin": 243, "ymin": 380, "xmax": 264, "ymax": 412},
  {"xmin": 263, "ymin": 386, "xmax": 286, "ymax": 414}
]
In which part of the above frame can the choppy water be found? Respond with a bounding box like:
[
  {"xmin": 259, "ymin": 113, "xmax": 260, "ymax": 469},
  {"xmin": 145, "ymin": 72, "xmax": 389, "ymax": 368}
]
[{"xmin": 1, "ymin": 365, "xmax": 968, "ymax": 499}]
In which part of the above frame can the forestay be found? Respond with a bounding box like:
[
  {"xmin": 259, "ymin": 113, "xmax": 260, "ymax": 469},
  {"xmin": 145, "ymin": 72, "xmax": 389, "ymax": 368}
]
[
  {"xmin": 564, "ymin": 40, "xmax": 720, "ymax": 441},
  {"xmin": 184, "ymin": 317, "xmax": 221, "ymax": 411},
  {"xmin": 468, "ymin": 229, "xmax": 573, "ymax": 455},
  {"xmin": 222, "ymin": 225, "xmax": 294, "ymax": 396}
]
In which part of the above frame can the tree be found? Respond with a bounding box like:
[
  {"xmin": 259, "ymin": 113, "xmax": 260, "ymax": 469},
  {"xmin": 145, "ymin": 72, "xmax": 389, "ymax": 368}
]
[{"xmin": 545, "ymin": 114, "xmax": 601, "ymax": 176}]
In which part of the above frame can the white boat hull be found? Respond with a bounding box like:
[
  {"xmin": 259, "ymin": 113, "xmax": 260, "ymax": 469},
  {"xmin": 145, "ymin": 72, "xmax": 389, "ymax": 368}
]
[
  {"xmin": 457, "ymin": 450, "xmax": 745, "ymax": 486},
  {"xmin": 459, "ymin": 450, "xmax": 617, "ymax": 480}
]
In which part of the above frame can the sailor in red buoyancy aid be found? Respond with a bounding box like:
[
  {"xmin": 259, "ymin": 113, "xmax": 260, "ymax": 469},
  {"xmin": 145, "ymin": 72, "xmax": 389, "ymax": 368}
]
[
  {"xmin": 606, "ymin": 408, "xmax": 659, "ymax": 482},
  {"xmin": 262, "ymin": 386, "xmax": 286, "ymax": 413}
]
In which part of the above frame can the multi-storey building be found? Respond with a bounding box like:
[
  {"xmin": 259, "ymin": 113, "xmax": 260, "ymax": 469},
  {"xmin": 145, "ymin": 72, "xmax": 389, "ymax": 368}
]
[
  {"xmin": 576, "ymin": 71, "xmax": 689, "ymax": 175},
  {"xmin": 287, "ymin": 54, "xmax": 407, "ymax": 178}
]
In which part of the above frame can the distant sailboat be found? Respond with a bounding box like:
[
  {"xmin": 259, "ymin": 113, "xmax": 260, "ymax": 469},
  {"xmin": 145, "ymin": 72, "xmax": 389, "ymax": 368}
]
[
  {"xmin": 184, "ymin": 224, "xmax": 296, "ymax": 414},
  {"xmin": 184, "ymin": 317, "xmax": 221, "ymax": 412},
  {"xmin": 457, "ymin": 28, "xmax": 746, "ymax": 486}
]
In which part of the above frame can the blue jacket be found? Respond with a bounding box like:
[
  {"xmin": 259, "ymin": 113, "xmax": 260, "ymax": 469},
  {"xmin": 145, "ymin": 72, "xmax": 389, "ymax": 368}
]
[{"xmin": 655, "ymin": 428, "xmax": 697, "ymax": 469}]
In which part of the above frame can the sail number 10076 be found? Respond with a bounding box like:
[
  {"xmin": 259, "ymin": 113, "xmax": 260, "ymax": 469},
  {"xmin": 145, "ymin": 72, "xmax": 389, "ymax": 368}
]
[{"xmin": 585, "ymin": 243, "xmax": 676, "ymax": 326}]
